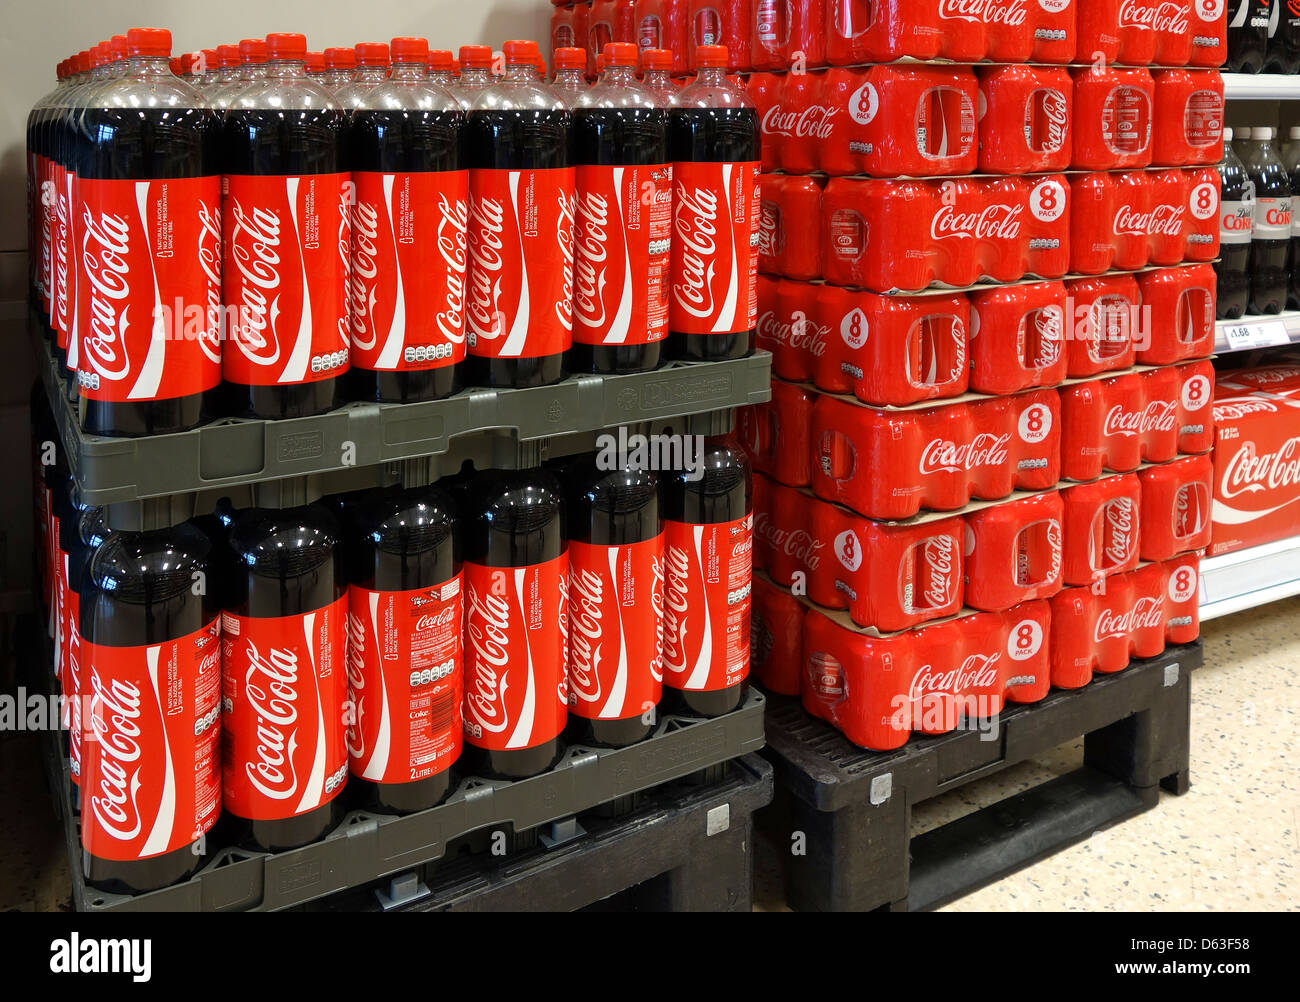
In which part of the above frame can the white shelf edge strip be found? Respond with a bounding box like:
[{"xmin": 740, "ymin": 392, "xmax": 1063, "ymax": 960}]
[
  {"xmin": 1223, "ymin": 73, "xmax": 1300, "ymax": 101},
  {"xmin": 1199, "ymin": 535, "xmax": 1300, "ymax": 620}
]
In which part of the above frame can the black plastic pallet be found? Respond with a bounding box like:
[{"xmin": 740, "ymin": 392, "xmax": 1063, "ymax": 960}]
[
  {"xmin": 760, "ymin": 642, "xmax": 1199, "ymax": 912},
  {"xmin": 304, "ymin": 755, "xmax": 772, "ymax": 912},
  {"xmin": 51, "ymin": 687, "xmax": 765, "ymax": 912},
  {"xmin": 30, "ymin": 320, "xmax": 771, "ymax": 520}
]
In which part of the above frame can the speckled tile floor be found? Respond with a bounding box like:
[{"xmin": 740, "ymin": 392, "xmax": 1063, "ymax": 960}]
[{"xmin": 754, "ymin": 597, "xmax": 1300, "ymax": 912}]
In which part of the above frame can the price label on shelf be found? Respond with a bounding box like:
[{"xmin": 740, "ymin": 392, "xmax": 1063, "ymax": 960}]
[{"xmin": 1220, "ymin": 317, "xmax": 1294, "ymax": 353}]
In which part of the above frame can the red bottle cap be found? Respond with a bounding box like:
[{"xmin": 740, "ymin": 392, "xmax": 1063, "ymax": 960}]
[
  {"xmin": 127, "ymin": 27, "xmax": 172, "ymax": 57},
  {"xmin": 110, "ymin": 35, "xmax": 128, "ymax": 62},
  {"xmin": 459, "ymin": 44, "xmax": 493, "ymax": 69},
  {"xmin": 694, "ymin": 44, "xmax": 728, "ymax": 69},
  {"xmin": 324, "ymin": 46, "xmax": 356, "ymax": 70},
  {"xmin": 603, "ymin": 42, "xmax": 637, "ymax": 67},
  {"xmin": 642, "ymin": 48, "xmax": 672, "ymax": 72},
  {"xmin": 239, "ymin": 39, "xmax": 268, "ymax": 65},
  {"xmin": 553, "ymin": 47, "xmax": 586, "ymax": 70},
  {"xmin": 94, "ymin": 42, "xmax": 111, "ymax": 69},
  {"xmin": 503, "ymin": 39, "xmax": 539, "ymax": 63},
  {"xmin": 75, "ymin": 50, "xmax": 90, "ymax": 74},
  {"xmin": 390, "ymin": 36, "xmax": 429, "ymax": 62},
  {"xmin": 266, "ymin": 32, "xmax": 308, "ymax": 61},
  {"xmin": 179, "ymin": 52, "xmax": 194, "ymax": 73},
  {"xmin": 427, "ymin": 48, "xmax": 455, "ymax": 72},
  {"xmin": 354, "ymin": 41, "xmax": 390, "ymax": 66},
  {"xmin": 200, "ymin": 49, "xmax": 218, "ymax": 71},
  {"xmin": 306, "ymin": 51, "xmax": 325, "ymax": 72},
  {"xmin": 217, "ymin": 44, "xmax": 240, "ymax": 67},
  {"xmin": 169, "ymin": 56, "xmax": 183, "ymax": 75}
]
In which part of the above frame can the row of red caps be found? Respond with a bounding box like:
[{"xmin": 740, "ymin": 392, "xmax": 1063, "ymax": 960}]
[
  {"xmin": 756, "ymin": 267, "xmax": 1216, "ymax": 408},
  {"xmin": 750, "ymin": 551, "xmax": 1201, "ymax": 750},
  {"xmin": 764, "ymin": 168, "xmax": 1221, "ymax": 293},
  {"xmin": 551, "ymin": 0, "xmax": 1228, "ymax": 75},
  {"xmin": 749, "ymin": 64, "xmax": 1223, "ymax": 177},
  {"xmin": 738, "ymin": 360, "xmax": 1216, "ymax": 518},
  {"xmin": 752, "ymin": 452, "xmax": 1211, "ymax": 633}
]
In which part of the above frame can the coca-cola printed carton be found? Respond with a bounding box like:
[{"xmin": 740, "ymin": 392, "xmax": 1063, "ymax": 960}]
[
  {"xmin": 737, "ymin": 378, "xmax": 815, "ymax": 487},
  {"xmin": 758, "ymin": 174, "xmax": 822, "ymax": 282},
  {"xmin": 1059, "ymin": 472, "xmax": 1143, "ymax": 585},
  {"xmin": 964, "ymin": 489, "xmax": 1065, "ymax": 611},
  {"xmin": 977, "ymin": 66, "xmax": 1073, "ymax": 176},
  {"xmin": 751, "ymin": 574, "xmax": 804, "ymax": 695}
]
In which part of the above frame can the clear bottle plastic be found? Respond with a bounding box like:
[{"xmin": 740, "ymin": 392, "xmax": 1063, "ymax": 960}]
[
  {"xmin": 210, "ymin": 38, "xmax": 269, "ymax": 111},
  {"xmin": 552, "ymin": 47, "xmax": 589, "ymax": 106},
  {"xmin": 1244, "ymin": 127, "xmax": 1293, "ymax": 315},
  {"xmin": 450, "ymin": 44, "xmax": 494, "ymax": 110},
  {"xmin": 323, "ymin": 46, "xmax": 356, "ymax": 91},
  {"xmin": 336, "ymin": 41, "xmax": 390, "ymax": 109},
  {"xmin": 306, "ymin": 51, "xmax": 328, "ymax": 86},
  {"xmin": 427, "ymin": 48, "xmax": 457, "ymax": 88},
  {"xmin": 640, "ymin": 47, "xmax": 677, "ymax": 105},
  {"xmin": 1217, "ymin": 128, "xmax": 1255, "ymax": 321},
  {"xmin": 209, "ymin": 44, "xmax": 242, "ymax": 95}
]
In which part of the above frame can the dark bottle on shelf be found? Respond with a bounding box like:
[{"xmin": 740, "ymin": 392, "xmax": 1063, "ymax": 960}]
[
  {"xmin": 1245, "ymin": 127, "xmax": 1292, "ymax": 315},
  {"xmin": 667, "ymin": 44, "xmax": 759, "ymax": 363},
  {"xmin": 1218, "ymin": 128, "xmax": 1255, "ymax": 321},
  {"xmin": 1265, "ymin": 0, "xmax": 1300, "ymax": 73},
  {"xmin": 1229, "ymin": 0, "xmax": 1273, "ymax": 73},
  {"xmin": 344, "ymin": 484, "xmax": 463, "ymax": 813},
  {"xmin": 80, "ymin": 521, "xmax": 222, "ymax": 894},
  {"xmin": 1280, "ymin": 128, "xmax": 1300, "ymax": 311},
  {"xmin": 223, "ymin": 500, "xmax": 349, "ymax": 850}
]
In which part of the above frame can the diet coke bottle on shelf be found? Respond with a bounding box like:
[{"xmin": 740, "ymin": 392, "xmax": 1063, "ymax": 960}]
[
  {"xmin": 451, "ymin": 45, "xmax": 495, "ymax": 110},
  {"xmin": 571, "ymin": 42, "xmax": 672, "ymax": 375},
  {"xmin": 1229, "ymin": 0, "xmax": 1272, "ymax": 71},
  {"xmin": 336, "ymin": 42, "xmax": 391, "ymax": 109},
  {"xmin": 1218, "ymin": 128, "xmax": 1255, "ymax": 320},
  {"xmin": 80, "ymin": 522, "xmax": 222, "ymax": 893},
  {"xmin": 637, "ymin": 0, "xmax": 692, "ymax": 74},
  {"xmin": 669, "ymin": 45, "xmax": 759, "ymax": 362},
  {"xmin": 1245, "ymin": 127, "xmax": 1292, "ymax": 315},
  {"xmin": 345, "ymin": 483, "xmax": 463, "ymax": 813},
  {"xmin": 553, "ymin": 47, "xmax": 591, "ymax": 105},
  {"xmin": 76, "ymin": 28, "xmax": 221, "ymax": 437},
  {"xmin": 223, "ymin": 33, "xmax": 350, "ymax": 419},
  {"xmin": 663, "ymin": 432, "xmax": 752, "ymax": 717},
  {"xmin": 559, "ymin": 454, "xmax": 664, "ymax": 746},
  {"xmin": 464, "ymin": 40, "xmax": 574, "ymax": 389},
  {"xmin": 223, "ymin": 497, "xmax": 348, "ymax": 850},
  {"xmin": 1265, "ymin": 0, "xmax": 1300, "ymax": 71},
  {"xmin": 641, "ymin": 48, "xmax": 678, "ymax": 103},
  {"xmin": 462, "ymin": 468, "xmax": 569, "ymax": 778},
  {"xmin": 347, "ymin": 36, "xmax": 467, "ymax": 404}
]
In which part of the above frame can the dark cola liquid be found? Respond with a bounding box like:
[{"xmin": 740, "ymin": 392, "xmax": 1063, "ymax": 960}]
[
  {"xmin": 77, "ymin": 105, "xmax": 221, "ymax": 435},
  {"xmin": 663, "ymin": 436, "xmax": 751, "ymax": 717},
  {"xmin": 462, "ymin": 469, "xmax": 566, "ymax": 778},
  {"xmin": 1218, "ymin": 146, "xmax": 1253, "ymax": 320},
  {"xmin": 559, "ymin": 457, "xmax": 662, "ymax": 747},
  {"xmin": 225, "ymin": 502, "xmax": 347, "ymax": 850},
  {"xmin": 348, "ymin": 108, "xmax": 466, "ymax": 404},
  {"xmin": 223, "ymin": 107, "xmax": 347, "ymax": 419},
  {"xmin": 80, "ymin": 521, "xmax": 219, "ymax": 893},
  {"xmin": 463, "ymin": 109, "xmax": 569, "ymax": 389},
  {"xmin": 346, "ymin": 485, "xmax": 462, "ymax": 812},
  {"xmin": 1248, "ymin": 148, "xmax": 1292, "ymax": 316},
  {"xmin": 1265, "ymin": 5, "xmax": 1300, "ymax": 73},
  {"xmin": 1228, "ymin": 0, "xmax": 1271, "ymax": 73},
  {"xmin": 668, "ymin": 106, "xmax": 759, "ymax": 362},
  {"xmin": 570, "ymin": 106, "xmax": 669, "ymax": 376}
]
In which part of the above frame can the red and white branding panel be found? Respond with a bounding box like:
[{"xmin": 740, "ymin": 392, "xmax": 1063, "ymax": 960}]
[
  {"xmin": 223, "ymin": 173, "xmax": 351, "ymax": 386},
  {"xmin": 466, "ymin": 167, "xmax": 576, "ymax": 359},
  {"xmin": 221, "ymin": 596, "xmax": 348, "ymax": 819},
  {"xmin": 346, "ymin": 577, "xmax": 463, "ymax": 784},
  {"xmin": 568, "ymin": 536, "xmax": 665, "ymax": 721},
  {"xmin": 663, "ymin": 514, "xmax": 753, "ymax": 692},
  {"xmin": 80, "ymin": 619, "xmax": 222, "ymax": 861},
  {"xmin": 76, "ymin": 176, "xmax": 223, "ymax": 401},
  {"xmin": 462, "ymin": 554, "xmax": 570, "ymax": 750},
  {"xmin": 350, "ymin": 170, "xmax": 469, "ymax": 372},
  {"xmin": 574, "ymin": 163, "xmax": 673, "ymax": 347},
  {"xmin": 670, "ymin": 161, "xmax": 760, "ymax": 336}
]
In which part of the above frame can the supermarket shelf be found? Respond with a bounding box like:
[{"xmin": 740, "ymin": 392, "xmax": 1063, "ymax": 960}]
[
  {"xmin": 1222, "ymin": 73, "xmax": 1300, "ymax": 101},
  {"xmin": 1215, "ymin": 311, "xmax": 1300, "ymax": 355},
  {"xmin": 1199, "ymin": 536, "xmax": 1300, "ymax": 620}
]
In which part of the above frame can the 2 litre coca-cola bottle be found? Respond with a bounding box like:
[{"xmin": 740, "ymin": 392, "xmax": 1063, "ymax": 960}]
[
  {"xmin": 663, "ymin": 431, "xmax": 752, "ymax": 717},
  {"xmin": 451, "ymin": 45, "xmax": 495, "ymax": 110},
  {"xmin": 1218, "ymin": 128, "xmax": 1256, "ymax": 320},
  {"xmin": 223, "ymin": 32, "xmax": 350, "ymax": 419},
  {"xmin": 223, "ymin": 496, "xmax": 348, "ymax": 850},
  {"xmin": 348, "ymin": 36, "xmax": 468, "ymax": 404},
  {"xmin": 669, "ymin": 45, "xmax": 759, "ymax": 362},
  {"xmin": 1245, "ymin": 127, "xmax": 1293, "ymax": 314},
  {"xmin": 80, "ymin": 521, "xmax": 222, "ymax": 893},
  {"xmin": 553, "ymin": 47, "xmax": 591, "ymax": 105},
  {"xmin": 641, "ymin": 48, "xmax": 678, "ymax": 103},
  {"xmin": 559, "ymin": 453, "xmax": 664, "ymax": 746},
  {"xmin": 336, "ymin": 42, "xmax": 391, "ymax": 110},
  {"xmin": 76, "ymin": 28, "xmax": 221, "ymax": 436},
  {"xmin": 464, "ymin": 40, "xmax": 574, "ymax": 389},
  {"xmin": 345, "ymin": 483, "xmax": 463, "ymax": 813},
  {"xmin": 462, "ymin": 467, "xmax": 569, "ymax": 778},
  {"xmin": 1229, "ymin": 0, "xmax": 1273, "ymax": 72},
  {"xmin": 571, "ymin": 42, "xmax": 672, "ymax": 375}
]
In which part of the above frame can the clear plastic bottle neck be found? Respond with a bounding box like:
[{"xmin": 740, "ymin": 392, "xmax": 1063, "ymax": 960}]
[
  {"xmin": 504, "ymin": 60, "xmax": 534, "ymax": 83},
  {"xmin": 357, "ymin": 65, "xmax": 389, "ymax": 84},
  {"xmin": 460, "ymin": 67, "xmax": 491, "ymax": 87},
  {"xmin": 126, "ymin": 54, "xmax": 172, "ymax": 79},
  {"xmin": 241, "ymin": 63, "xmax": 268, "ymax": 83},
  {"xmin": 390, "ymin": 61, "xmax": 424, "ymax": 81},
  {"xmin": 602, "ymin": 65, "xmax": 635, "ymax": 86},
  {"xmin": 694, "ymin": 66, "xmax": 727, "ymax": 87},
  {"xmin": 268, "ymin": 58, "xmax": 307, "ymax": 81}
]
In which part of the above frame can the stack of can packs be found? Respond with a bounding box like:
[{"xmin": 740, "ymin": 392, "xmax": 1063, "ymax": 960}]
[{"xmin": 736, "ymin": 1, "xmax": 1222, "ymax": 752}]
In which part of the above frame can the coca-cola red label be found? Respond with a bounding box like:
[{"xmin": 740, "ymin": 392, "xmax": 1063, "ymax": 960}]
[
  {"xmin": 221, "ymin": 596, "xmax": 348, "ymax": 820},
  {"xmin": 346, "ymin": 577, "xmax": 463, "ymax": 785},
  {"xmin": 670, "ymin": 161, "xmax": 760, "ymax": 336},
  {"xmin": 76, "ymin": 176, "xmax": 223, "ymax": 401},
  {"xmin": 350, "ymin": 170, "xmax": 469, "ymax": 372},
  {"xmin": 463, "ymin": 554, "xmax": 569, "ymax": 750},
  {"xmin": 466, "ymin": 166, "xmax": 576, "ymax": 359},
  {"xmin": 223, "ymin": 173, "xmax": 351, "ymax": 387},
  {"xmin": 663, "ymin": 514, "xmax": 753, "ymax": 693},
  {"xmin": 65, "ymin": 567, "xmax": 82, "ymax": 785},
  {"xmin": 53, "ymin": 164, "xmax": 71, "ymax": 346},
  {"xmin": 81, "ymin": 619, "xmax": 222, "ymax": 862},
  {"xmin": 574, "ymin": 163, "xmax": 673, "ymax": 347},
  {"xmin": 39, "ymin": 155, "xmax": 53, "ymax": 313},
  {"xmin": 568, "ymin": 536, "xmax": 665, "ymax": 721}
]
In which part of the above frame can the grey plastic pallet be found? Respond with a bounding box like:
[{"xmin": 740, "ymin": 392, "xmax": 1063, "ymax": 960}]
[
  {"xmin": 57, "ymin": 689, "xmax": 765, "ymax": 912},
  {"xmin": 30, "ymin": 319, "xmax": 771, "ymax": 508}
]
